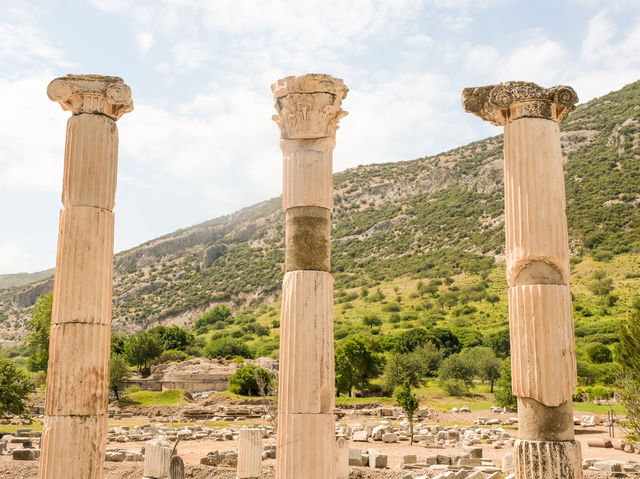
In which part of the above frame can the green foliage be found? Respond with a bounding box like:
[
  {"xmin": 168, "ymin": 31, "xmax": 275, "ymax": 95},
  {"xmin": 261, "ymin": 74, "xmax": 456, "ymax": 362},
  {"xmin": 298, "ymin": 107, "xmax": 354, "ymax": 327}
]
[
  {"xmin": 362, "ymin": 314, "xmax": 382, "ymax": 329},
  {"xmin": 153, "ymin": 349, "xmax": 189, "ymax": 365},
  {"xmin": 205, "ymin": 336, "xmax": 253, "ymax": 359},
  {"xmin": 588, "ymin": 271, "xmax": 615, "ymax": 297},
  {"xmin": 149, "ymin": 325, "xmax": 195, "ymax": 352},
  {"xmin": 438, "ymin": 353, "xmax": 477, "ymax": 394},
  {"xmin": 111, "ymin": 332, "xmax": 128, "ymax": 356},
  {"xmin": 462, "ymin": 346, "xmax": 502, "ymax": 392},
  {"xmin": 109, "ymin": 354, "xmax": 131, "ymax": 401},
  {"xmin": 124, "ymin": 331, "xmax": 164, "ymax": 372},
  {"xmin": 25, "ymin": 292, "xmax": 52, "ymax": 373},
  {"xmin": 586, "ymin": 343, "xmax": 612, "ymax": 363},
  {"xmin": 394, "ymin": 380, "xmax": 419, "ymax": 444},
  {"xmin": 615, "ymin": 299, "xmax": 640, "ymax": 382},
  {"xmin": 229, "ymin": 364, "xmax": 271, "ymax": 396},
  {"xmin": 383, "ymin": 343, "xmax": 442, "ymax": 391},
  {"xmin": 335, "ymin": 336, "xmax": 385, "ymax": 396},
  {"xmin": 0, "ymin": 357, "xmax": 35, "ymax": 417},
  {"xmin": 485, "ymin": 328, "xmax": 510, "ymax": 358},
  {"xmin": 194, "ymin": 305, "xmax": 232, "ymax": 333},
  {"xmin": 494, "ymin": 359, "xmax": 517, "ymax": 410}
]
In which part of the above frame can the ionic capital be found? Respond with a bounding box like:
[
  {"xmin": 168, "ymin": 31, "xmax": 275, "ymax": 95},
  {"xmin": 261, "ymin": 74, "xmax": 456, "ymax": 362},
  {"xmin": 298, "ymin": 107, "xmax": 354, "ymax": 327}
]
[
  {"xmin": 47, "ymin": 74, "xmax": 133, "ymax": 120},
  {"xmin": 462, "ymin": 81, "xmax": 578, "ymax": 126},
  {"xmin": 272, "ymin": 74, "xmax": 348, "ymax": 139}
]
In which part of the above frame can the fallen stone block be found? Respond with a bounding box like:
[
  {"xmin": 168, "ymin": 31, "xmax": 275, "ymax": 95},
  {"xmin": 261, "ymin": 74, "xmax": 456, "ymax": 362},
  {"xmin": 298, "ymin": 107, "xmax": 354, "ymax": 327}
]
[
  {"xmin": 587, "ymin": 438, "xmax": 613, "ymax": 448},
  {"xmin": 12, "ymin": 448, "xmax": 39, "ymax": 461}
]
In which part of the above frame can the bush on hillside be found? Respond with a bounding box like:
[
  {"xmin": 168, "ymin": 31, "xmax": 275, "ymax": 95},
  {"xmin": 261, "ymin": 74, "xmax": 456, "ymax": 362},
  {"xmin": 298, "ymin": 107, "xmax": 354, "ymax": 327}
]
[
  {"xmin": 586, "ymin": 343, "xmax": 613, "ymax": 363},
  {"xmin": 229, "ymin": 365, "xmax": 271, "ymax": 396},
  {"xmin": 204, "ymin": 337, "xmax": 253, "ymax": 359}
]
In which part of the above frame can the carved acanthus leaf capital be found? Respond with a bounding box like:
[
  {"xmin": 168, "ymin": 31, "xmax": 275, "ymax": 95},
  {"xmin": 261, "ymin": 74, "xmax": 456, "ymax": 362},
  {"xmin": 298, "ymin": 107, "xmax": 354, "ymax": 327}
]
[
  {"xmin": 272, "ymin": 74, "xmax": 348, "ymax": 139},
  {"xmin": 47, "ymin": 74, "xmax": 133, "ymax": 120},
  {"xmin": 462, "ymin": 81, "xmax": 578, "ymax": 126}
]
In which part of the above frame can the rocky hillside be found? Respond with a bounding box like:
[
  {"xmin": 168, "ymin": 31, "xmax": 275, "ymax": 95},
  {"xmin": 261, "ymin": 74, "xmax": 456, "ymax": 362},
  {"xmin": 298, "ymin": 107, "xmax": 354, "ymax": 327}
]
[{"xmin": 1, "ymin": 80, "xmax": 639, "ymax": 340}]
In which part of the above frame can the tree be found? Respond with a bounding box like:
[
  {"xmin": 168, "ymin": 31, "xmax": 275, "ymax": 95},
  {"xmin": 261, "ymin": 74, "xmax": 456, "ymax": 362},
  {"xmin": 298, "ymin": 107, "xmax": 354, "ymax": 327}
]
[
  {"xmin": 362, "ymin": 314, "xmax": 382, "ymax": 330},
  {"xmin": 149, "ymin": 325, "xmax": 195, "ymax": 352},
  {"xmin": 383, "ymin": 343, "xmax": 442, "ymax": 391},
  {"xmin": 392, "ymin": 328, "xmax": 438, "ymax": 354},
  {"xmin": 0, "ymin": 357, "xmax": 35, "ymax": 417},
  {"xmin": 204, "ymin": 336, "xmax": 253, "ymax": 359},
  {"xmin": 486, "ymin": 328, "xmax": 511, "ymax": 359},
  {"xmin": 615, "ymin": 298, "xmax": 640, "ymax": 443},
  {"xmin": 432, "ymin": 327, "xmax": 462, "ymax": 357},
  {"xmin": 586, "ymin": 343, "xmax": 612, "ymax": 364},
  {"xmin": 588, "ymin": 270, "xmax": 614, "ymax": 297},
  {"xmin": 462, "ymin": 347, "xmax": 502, "ymax": 392},
  {"xmin": 335, "ymin": 336, "xmax": 385, "ymax": 396},
  {"xmin": 25, "ymin": 292, "xmax": 52, "ymax": 373},
  {"xmin": 438, "ymin": 353, "xmax": 477, "ymax": 395},
  {"xmin": 124, "ymin": 331, "xmax": 164, "ymax": 373},
  {"xmin": 111, "ymin": 332, "xmax": 128, "ymax": 356},
  {"xmin": 109, "ymin": 354, "xmax": 131, "ymax": 401},
  {"xmin": 486, "ymin": 294, "xmax": 500, "ymax": 307},
  {"xmin": 395, "ymin": 381, "xmax": 419, "ymax": 445},
  {"xmin": 424, "ymin": 279, "xmax": 442, "ymax": 297},
  {"xmin": 494, "ymin": 359, "xmax": 517, "ymax": 410},
  {"xmin": 229, "ymin": 365, "xmax": 271, "ymax": 396},
  {"xmin": 194, "ymin": 305, "xmax": 232, "ymax": 333}
]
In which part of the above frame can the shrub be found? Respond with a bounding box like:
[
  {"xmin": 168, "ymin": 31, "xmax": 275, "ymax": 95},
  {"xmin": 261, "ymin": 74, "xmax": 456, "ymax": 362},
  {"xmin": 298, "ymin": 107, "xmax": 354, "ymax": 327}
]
[
  {"xmin": 438, "ymin": 353, "xmax": 477, "ymax": 392},
  {"xmin": 205, "ymin": 337, "xmax": 253, "ymax": 359},
  {"xmin": 586, "ymin": 343, "xmax": 612, "ymax": 363},
  {"xmin": 229, "ymin": 365, "xmax": 271, "ymax": 396},
  {"xmin": 494, "ymin": 360, "xmax": 517, "ymax": 410},
  {"xmin": 441, "ymin": 379, "xmax": 467, "ymax": 397}
]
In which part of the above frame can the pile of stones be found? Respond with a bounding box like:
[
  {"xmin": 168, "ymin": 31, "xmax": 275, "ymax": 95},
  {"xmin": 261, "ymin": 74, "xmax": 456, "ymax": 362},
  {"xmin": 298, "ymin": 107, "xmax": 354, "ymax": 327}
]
[
  {"xmin": 107, "ymin": 423, "xmax": 274, "ymax": 443},
  {"xmin": 0, "ymin": 428, "xmax": 41, "ymax": 461}
]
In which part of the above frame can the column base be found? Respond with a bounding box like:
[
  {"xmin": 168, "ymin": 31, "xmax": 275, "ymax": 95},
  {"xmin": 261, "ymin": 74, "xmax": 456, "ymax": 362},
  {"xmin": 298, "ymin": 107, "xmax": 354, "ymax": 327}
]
[{"xmin": 514, "ymin": 439, "xmax": 583, "ymax": 479}]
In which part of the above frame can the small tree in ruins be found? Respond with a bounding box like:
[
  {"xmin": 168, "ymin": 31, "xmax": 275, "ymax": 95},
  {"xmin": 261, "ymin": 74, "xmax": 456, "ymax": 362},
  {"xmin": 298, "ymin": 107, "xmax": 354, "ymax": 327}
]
[
  {"xmin": 395, "ymin": 380, "xmax": 419, "ymax": 445},
  {"xmin": 109, "ymin": 353, "xmax": 131, "ymax": 401},
  {"xmin": 615, "ymin": 297, "xmax": 640, "ymax": 443}
]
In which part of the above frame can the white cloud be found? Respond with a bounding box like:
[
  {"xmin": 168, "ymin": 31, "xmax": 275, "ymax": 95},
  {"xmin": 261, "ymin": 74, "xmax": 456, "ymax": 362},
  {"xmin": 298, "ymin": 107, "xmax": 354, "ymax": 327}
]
[
  {"xmin": 136, "ymin": 32, "xmax": 155, "ymax": 53},
  {"xmin": 0, "ymin": 242, "xmax": 33, "ymax": 272}
]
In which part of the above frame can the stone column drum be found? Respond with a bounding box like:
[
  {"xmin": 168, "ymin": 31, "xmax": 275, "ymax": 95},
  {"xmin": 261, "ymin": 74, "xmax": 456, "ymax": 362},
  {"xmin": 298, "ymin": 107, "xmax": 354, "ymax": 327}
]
[
  {"xmin": 271, "ymin": 74, "xmax": 348, "ymax": 479},
  {"xmin": 462, "ymin": 82, "xmax": 582, "ymax": 478},
  {"xmin": 237, "ymin": 428, "xmax": 262, "ymax": 478},
  {"xmin": 40, "ymin": 75, "xmax": 133, "ymax": 479}
]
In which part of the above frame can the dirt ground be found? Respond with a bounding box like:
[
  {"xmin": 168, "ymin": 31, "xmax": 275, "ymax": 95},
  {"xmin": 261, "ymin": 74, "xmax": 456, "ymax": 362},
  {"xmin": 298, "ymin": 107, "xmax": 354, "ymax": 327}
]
[{"xmin": 1, "ymin": 406, "xmax": 639, "ymax": 478}]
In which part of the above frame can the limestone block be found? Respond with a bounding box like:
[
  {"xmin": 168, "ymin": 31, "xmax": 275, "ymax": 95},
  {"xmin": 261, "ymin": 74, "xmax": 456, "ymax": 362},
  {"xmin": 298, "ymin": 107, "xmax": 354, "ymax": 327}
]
[
  {"xmin": 39, "ymin": 414, "xmax": 107, "ymax": 479},
  {"xmin": 336, "ymin": 437, "xmax": 349, "ymax": 479},
  {"xmin": 281, "ymin": 138, "xmax": 334, "ymax": 211},
  {"xmin": 143, "ymin": 438, "xmax": 172, "ymax": 478},
  {"xmin": 352, "ymin": 430, "xmax": 369, "ymax": 442},
  {"xmin": 503, "ymin": 118, "xmax": 570, "ymax": 286},
  {"xmin": 348, "ymin": 448, "xmax": 363, "ymax": 466},
  {"xmin": 514, "ymin": 439, "xmax": 583, "ymax": 479},
  {"xmin": 278, "ymin": 271, "xmax": 334, "ymax": 414},
  {"xmin": 285, "ymin": 207, "xmax": 331, "ymax": 272},
  {"xmin": 237, "ymin": 428, "xmax": 262, "ymax": 478},
  {"xmin": 62, "ymin": 114, "xmax": 118, "ymax": 210},
  {"xmin": 276, "ymin": 413, "xmax": 336, "ymax": 479},
  {"xmin": 509, "ymin": 284, "xmax": 577, "ymax": 407},
  {"xmin": 12, "ymin": 448, "xmax": 39, "ymax": 460},
  {"xmin": 45, "ymin": 322, "xmax": 110, "ymax": 415},
  {"xmin": 51, "ymin": 206, "xmax": 114, "ymax": 326},
  {"xmin": 368, "ymin": 450, "xmax": 387, "ymax": 469}
]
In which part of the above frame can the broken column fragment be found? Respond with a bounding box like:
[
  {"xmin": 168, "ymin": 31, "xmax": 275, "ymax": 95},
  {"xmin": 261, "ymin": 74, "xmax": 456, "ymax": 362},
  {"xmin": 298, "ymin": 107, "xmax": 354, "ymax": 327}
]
[
  {"xmin": 271, "ymin": 74, "xmax": 348, "ymax": 479},
  {"xmin": 462, "ymin": 81, "xmax": 582, "ymax": 479}
]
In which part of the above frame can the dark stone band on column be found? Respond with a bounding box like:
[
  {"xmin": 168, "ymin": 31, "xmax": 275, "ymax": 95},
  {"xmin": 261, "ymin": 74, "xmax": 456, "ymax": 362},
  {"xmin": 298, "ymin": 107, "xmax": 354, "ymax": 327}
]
[
  {"xmin": 285, "ymin": 206, "xmax": 331, "ymax": 272},
  {"xmin": 517, "ymin": 398, "xmax": 574, "ymax": 441}
]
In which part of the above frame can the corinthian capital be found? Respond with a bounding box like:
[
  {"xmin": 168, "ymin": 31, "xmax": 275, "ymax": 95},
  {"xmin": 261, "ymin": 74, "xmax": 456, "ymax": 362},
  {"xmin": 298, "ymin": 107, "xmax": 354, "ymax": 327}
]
[
  {"xmin": 462, "ymin": 81, "xmax": 578, "ymax": 126},
  {"xmin": 47, "ymin": 74, "xmax": 134, "ymax": 120},
  {"xmin": 272, "ymin": 74, "xmax": 348, "ymax": 139}
]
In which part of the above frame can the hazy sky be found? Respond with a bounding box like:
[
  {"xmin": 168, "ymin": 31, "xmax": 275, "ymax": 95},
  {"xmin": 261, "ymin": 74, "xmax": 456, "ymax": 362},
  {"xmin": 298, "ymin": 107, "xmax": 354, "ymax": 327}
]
[{"xmin": 1, "ymin": 0, "xmax": 639, "ymax": 274}]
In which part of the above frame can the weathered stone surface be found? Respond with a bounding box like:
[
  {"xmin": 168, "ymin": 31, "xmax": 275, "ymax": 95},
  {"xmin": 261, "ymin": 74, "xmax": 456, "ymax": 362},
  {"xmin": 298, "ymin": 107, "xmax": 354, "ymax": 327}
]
[
  {"xmin": 169, "ymin": 455, "xmax": 184, "ymax": 479},
  {"xmin": 143, "ymin": 438, "xmax": 171, "ymax": 478},
  {"xmin": 336, "ymin": 438, "xmax": 349, "ymax": 479},
  {"xmin": 278, "ymin": 271, "xmax": 334, "ymax": 414},
  {"xmin": 285, "ymin": 207, "xmax": 331, "ymax": 272},
  {"xmin": 237, "ymin": 428, "xmax": 262, "ymax": 478},
  {"xmin": 509, "ymin": 285, "xmax": 576, "ymax": 407},
  {"xmin": 461, "ymin": 81, "xmax": 577, "ymax": 126},
  {"xmin": 12, "ymin": 448, "xmax": 40, "ymax": 460},
  {"xmin": 514, "ymin": 439, "xmax": 583, "ymax": 478},
  {"xmin": 272, "ymin": 74, "xmax": 348, "ymax": 140}
]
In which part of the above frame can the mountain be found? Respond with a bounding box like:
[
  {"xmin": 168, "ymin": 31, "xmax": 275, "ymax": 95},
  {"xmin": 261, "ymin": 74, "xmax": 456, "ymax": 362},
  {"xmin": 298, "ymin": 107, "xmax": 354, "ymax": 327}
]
[
  {"xmin": 1, "ymin": 80, "xmax": 639, "ymax": 343},
  {"xmin": 0, "ymin": 269, "xmax": 54, "ymax": 290}
]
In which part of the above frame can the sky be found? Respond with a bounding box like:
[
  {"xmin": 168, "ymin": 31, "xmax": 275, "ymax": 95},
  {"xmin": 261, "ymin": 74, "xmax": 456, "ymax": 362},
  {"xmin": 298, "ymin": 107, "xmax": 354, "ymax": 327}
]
[{"xmin": 1, "ymin": 0, "xmax": 640, "ymax": 274}]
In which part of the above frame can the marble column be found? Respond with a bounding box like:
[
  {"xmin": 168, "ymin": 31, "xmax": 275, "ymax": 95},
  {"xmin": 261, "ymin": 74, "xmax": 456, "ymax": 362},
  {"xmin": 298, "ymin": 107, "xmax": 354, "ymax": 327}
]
[
  {"xmin": 237, "ymin": 428, "xmax": 262, "ymax": 479},
  {"xmin": 462, "ymin": 82, "xmax": 582, "ymax": 478},
  {"xmin": 40, "ymin": 75, "xmax": 133, "ymax": 479},
  {"xmin": 271, "ymin": 74, "xmax": 348, "ymax": 479}
]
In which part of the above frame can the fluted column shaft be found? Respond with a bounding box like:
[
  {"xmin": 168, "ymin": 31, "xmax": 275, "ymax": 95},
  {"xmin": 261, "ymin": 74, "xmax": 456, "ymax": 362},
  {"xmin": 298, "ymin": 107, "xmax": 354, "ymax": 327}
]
[
  {"xmin": 462, "ymin": 82, "xmax": 582, "ymax": 479},
  {"xmin": 237, "ymin": 428, "xmax": 262, "ymax": 478},
  {"xmin": 40, "ymin": 75, "xmax": 133, "ymax": 479},
  {"xmin": 272, "ymin": 74, "xmax": 348, "ymax": 479}
]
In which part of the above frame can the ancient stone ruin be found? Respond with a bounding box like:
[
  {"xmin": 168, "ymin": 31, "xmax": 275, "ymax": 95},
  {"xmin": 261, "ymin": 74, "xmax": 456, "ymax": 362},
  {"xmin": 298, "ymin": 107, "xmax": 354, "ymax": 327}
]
[
  {"xmin": 40, "ymin": 74, "xmax": 133, "ymax": 479},
  {"xmin": 462, "ymin": 81, "xmax": 583, "ymax": 478},
  {"xmin": 271, "ymin": 73, "xmax": 348, "ymax": 479}
]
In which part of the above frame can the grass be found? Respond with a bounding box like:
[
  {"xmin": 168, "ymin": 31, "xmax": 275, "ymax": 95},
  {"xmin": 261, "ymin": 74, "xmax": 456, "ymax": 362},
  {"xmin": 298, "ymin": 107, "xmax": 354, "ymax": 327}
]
[
  {"xmin": 335, "ymin": 396, "xmax": 395, "ymax": 406},
  {"xmin": 573, "ymin": 402, "xmax": 625, "ymax": 415},
  {"xmin": 0, "ymin": 423, "xmax": 44, "ymax": 434},
  {"xmin": 116, "ymin": 389, "xmax": 190, "ymax": 407}
]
